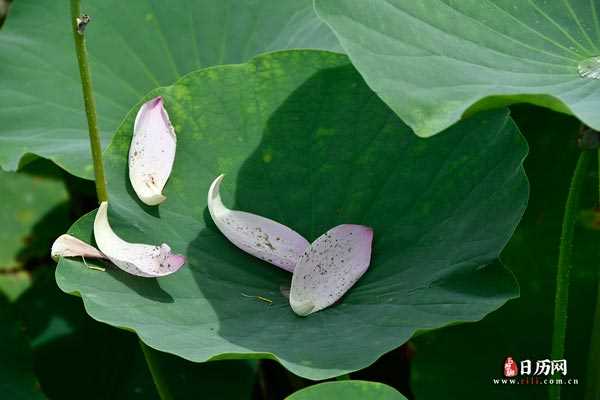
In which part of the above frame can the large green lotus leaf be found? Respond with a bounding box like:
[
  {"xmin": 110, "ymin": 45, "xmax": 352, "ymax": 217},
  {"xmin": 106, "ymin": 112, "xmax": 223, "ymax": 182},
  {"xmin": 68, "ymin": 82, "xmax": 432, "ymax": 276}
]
[
  {"xmin": 0, "ymin": 294, "xmax": 45, "ymax": 400},
  {"xmin": 411, "ymin": 105, "xmax": 598, "ymax": 399},
  {"xmin": 315, "ymin": 0, "xmax": 600, "ymax": 137},
  {"xmin": 0, "ymin": 0, "xmax": 339, "ymax": 179},
  {"xmin": 56, "ymin": 50, "xmax": 528, "ymax": 379},
  {"xmin": 285, "ymin": 381, "xmax": 406, "ymax": 400}
]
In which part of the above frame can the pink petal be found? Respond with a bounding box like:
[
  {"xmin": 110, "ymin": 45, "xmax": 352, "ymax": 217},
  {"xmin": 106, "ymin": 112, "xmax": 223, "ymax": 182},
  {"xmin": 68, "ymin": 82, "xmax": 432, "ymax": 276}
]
[
  {"xmin": 51, "ymin": 234, "xmax": 105, "ymax": 261},
  {"xmin": 208, "ymin": 174, "xmax": 310, "ymax": 272},
  {"xmin": 93, "ymin": 202, "xmax": 186, "ymax": 277},
  {"xmin": 129, "ymin": 96, "xmax": 177, "ymax": 206},
  {"xmin": 289, "ymin": 224, "xmax": 373, "ymax": 316}
]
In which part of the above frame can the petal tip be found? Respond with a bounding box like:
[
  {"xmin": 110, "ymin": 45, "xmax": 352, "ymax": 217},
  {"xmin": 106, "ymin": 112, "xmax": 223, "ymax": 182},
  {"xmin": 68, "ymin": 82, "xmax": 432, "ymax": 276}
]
[
  {"xmin": 210, "ymin": 174, "xmax": 225, "ymax": 192},
  {"xmin": 158, "ymin": 244, "xmax": 186, "ymax": 273},
  {"xmin": 208, "ymin": 174, "xmax": 226, "ymax": 209},
  {"xmin": 141, "ymin": 192, "xmax": 167, "ymax": 206},
  {"xmin": 150, "ymin": 96, "xmax": 163, "ymax": 108},
  {"xmin": 51, "ymin": 233, "xmax": 104, "ymax": 262},
  {"xmin": 169, "ymin": 254, "xmax": 187, "ymax": 270},
  {"xmin": 50, "ymin": 235, "xmax": 67, "ymax": 261},
  {"xmin": 290, "ymin": 299, "xmax": 315, "ymax": 317},
  {"xmin": 360, "ymin": 225, "xmax": 374, "ymax": 240}
]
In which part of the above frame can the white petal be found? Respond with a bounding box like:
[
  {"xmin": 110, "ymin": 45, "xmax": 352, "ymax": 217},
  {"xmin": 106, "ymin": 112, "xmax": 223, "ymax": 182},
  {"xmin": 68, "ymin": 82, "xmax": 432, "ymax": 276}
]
[
  {"xmin": 289, "ymin": 224, "xmax": 373, "ymax": 316},
  {"xmin": 93, "ymin": 202, "xmax": 186, "ymax": 277},
  {"xmin": 129, "ymin": 96, "xmax": 177, "ymax": 206},
  {"xmin": 51, "ymin": 234, "xmax": 105, "ymax": 262},
  {"xmin": 208, "ymin": 174, "xmax": 309, "ymax": 272}
]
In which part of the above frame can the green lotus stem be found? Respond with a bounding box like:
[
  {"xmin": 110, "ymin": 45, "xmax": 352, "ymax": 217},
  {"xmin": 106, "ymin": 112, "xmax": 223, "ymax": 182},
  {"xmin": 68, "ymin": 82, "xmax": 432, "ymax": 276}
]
[
  {"xmin": 140, "ymin": 340, "xmax": 174, "ymax": 400},
  {"xmin": 550, "ymin": 150, "xmax": 592, "ymax": 400},
  {"xmin": 335, "ymin": 374, "xmax": 351, "ymax": 381},
  {"xmin": 70, "ymin": 0, "xmax": 108, "ymax": 202},
  {"xmin": 597, "ymin": 148, "xmax": 600, "ymax": 202},
  {"xmin": 585, "ymin": 280, "xmax": 600, "ymax": 400},
  {"xmin": 70, "ymin": 3, "xmax": 169, "ymax": 399},
  {"xmin": 584, "ymin": 149, "xmax": 600, "ymax": 400}
]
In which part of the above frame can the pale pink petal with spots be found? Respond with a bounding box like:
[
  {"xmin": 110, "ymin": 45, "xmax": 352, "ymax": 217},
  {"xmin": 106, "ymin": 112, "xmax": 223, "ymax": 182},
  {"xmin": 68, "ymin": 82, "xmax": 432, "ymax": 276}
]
[
  {"xmin": 289, "ymin": 224, "xmax": 373, "ymax": 316},
  {"xmin": 129, "ymin": 96, "xmax": 177, "ymax": 206},
  {"xmin": 93, "ymin": 202, "xmax": 186, "ymax": 277},
  {"xmin": 207, "ymin": 174, "xmax": 309, "ymax": 272}
]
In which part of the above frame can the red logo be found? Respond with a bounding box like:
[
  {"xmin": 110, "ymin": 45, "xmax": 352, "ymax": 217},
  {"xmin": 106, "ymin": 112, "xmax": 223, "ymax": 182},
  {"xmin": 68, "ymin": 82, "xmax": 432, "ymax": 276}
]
[{"xmin": 504, "ymin": 357, "xmax": 519, "ymax": 377}]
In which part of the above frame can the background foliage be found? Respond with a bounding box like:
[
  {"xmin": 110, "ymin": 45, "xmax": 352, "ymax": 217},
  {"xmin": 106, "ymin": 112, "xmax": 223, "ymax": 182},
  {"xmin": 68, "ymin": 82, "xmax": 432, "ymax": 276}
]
[
  {"xmin": 411, "ymin": 105, "xmax": 599, "ymax": 399},
  {"xmin": 1, "ymin": 0, "xmax": 598, "ymax": 399}
]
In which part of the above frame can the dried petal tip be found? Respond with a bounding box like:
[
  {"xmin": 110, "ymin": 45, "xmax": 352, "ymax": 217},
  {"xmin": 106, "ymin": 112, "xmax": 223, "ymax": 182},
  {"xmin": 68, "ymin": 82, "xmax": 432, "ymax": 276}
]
[
  {"xmin": 207, "ymin": 174, "xmax": 309, "ymax": 272},
  {"xmin": 51, "ymin": 234, "xmax": 105, "ymax": 262},
  {"xmin": 129, "ymin": 96, "xmax": 177, "ymax": 206},
  {"xmin": 290, "ymin": 299, "xmax": 315, "ymax": 317},
  {"xmin": 289, "ymin": 224, "xmax": 373, "ymax": 316},
  {"xmin": 93, "ymin": 202, "xmax": 186, "ymax": 277}
]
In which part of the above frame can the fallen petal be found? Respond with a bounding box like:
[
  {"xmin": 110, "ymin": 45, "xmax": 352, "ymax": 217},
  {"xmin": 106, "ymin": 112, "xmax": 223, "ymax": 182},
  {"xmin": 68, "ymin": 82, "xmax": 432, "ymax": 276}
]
[
  {"xmin": 129, "ymin": 96, "xmax": 177, "ymax": 206},
  {"xmin": 289, "ymin": 224, "xmax": 373, "ymax": 316},
  {"xmin": 208, "ymin": 174, "xmax": 309, "ymax": 272},
  {"xmin": 51, "ymin": 234, "xmax": 105, "ymax": 262},
  {"xmin": 93, "ymin": 202, "xmax": 186, "ymax": 277}
]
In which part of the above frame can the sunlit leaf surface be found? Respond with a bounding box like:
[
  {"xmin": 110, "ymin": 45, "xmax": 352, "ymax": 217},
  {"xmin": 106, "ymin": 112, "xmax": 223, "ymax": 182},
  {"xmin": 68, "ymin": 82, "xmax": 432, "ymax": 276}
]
[{"xmin": 315, "ymin": 0, "xmax": 600, "ymax": 136}]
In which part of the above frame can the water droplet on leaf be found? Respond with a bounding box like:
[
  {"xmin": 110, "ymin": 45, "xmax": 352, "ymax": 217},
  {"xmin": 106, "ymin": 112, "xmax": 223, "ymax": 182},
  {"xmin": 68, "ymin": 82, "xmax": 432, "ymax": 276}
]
[{"xmin": 578, "ymin": 56, "xmax": 600, "ymax": 80}]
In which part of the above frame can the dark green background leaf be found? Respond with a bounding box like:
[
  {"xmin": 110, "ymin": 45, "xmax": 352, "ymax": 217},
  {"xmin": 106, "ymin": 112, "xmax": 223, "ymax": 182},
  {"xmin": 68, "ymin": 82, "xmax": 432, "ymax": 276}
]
[
  {"xmin": 0, "ymin": 159, "xmax": 69, "ymax": 302},
  {"xmin": 56, "ymin": 50, "xmax": 527, "ymax": 379},
  {"xmin": 0, "ymin": 0, "xmax": 339, "ymax": 178},
  {"xmin": 0, "ymin": 294, "xmax": 45, "ymax": 400},
  {"xmin": 285, "ymin": 381, "xmax": 406, "ymax": 400},
  {"xmin": 0, "ymin": 0, "xmax": 9, "ymax": 28},
  {"xmin": 411, "ymin": 106, "xmax": 598, "ymax": 399},
  {"xmin": 0, "ymin": 271, "xmax": 32, "ymax": 302},
  {"xmin": 0, "ymin": 166, "xmax": 68, "ymax": 270},
  {"xmin": 315, "ymin": 0, "xmax": 600, "ymax": 137}
]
